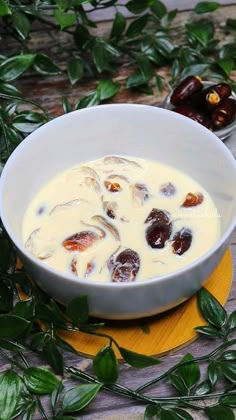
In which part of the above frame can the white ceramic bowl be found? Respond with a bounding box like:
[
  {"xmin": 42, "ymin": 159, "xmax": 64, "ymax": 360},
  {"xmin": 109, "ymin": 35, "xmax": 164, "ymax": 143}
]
[{"xmin": 0, "ymin": 104, "xmax": 236, "ymax": 320}]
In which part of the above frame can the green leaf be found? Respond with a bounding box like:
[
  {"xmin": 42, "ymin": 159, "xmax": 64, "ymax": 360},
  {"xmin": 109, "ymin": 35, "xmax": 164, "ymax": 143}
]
[
  {"xmin": 205, "ymin": 405, "xmax": 234, "ymax": 420},
  {"xmin": 195, "ymin": 325, "xmax": 225, "ymax": 338},
  {"xmin": 186, "ymin": 21, "xmax": 214, "ymax": 47},
  {"xmin": 207, "ymin": 360, "xmax": 219, "ymax": 386},
  {"xmin": 216, "ymin": 58, "xmax": 234, "ymax": 77},
  {"xmin": 74, "ymin": 24, "xmax": 91, "ymax": 49},
  {"xmin": 168, "ymin": 373, "xmax": 188, "ymax": 395},
  {"xmin": 222, "ymin": 351, "xmax": 236, "ymax": 361},
  {"xmin": 54, "ymin": 10, "xmax": 76, "ymax": 30},
  {"xmin": 220, "ymin": 394, "xmax": 236, "ymax": 407},
  {"xmin": 0, "ymin": 0, "xmax": 11, "ymax": 16},
  {"xmin": 126, "ymin": 14, "xmax": 149, "ymax": 38},
  {"xmin": 14, "ymin": 299, "xmax": 35, "ymax": 320},
  {"xmin": 97, "ymin": 79, "xmax": 120, "ymax": 101},
  {"xmin": 24, "ymin": 367, "xmax": 60, "ymax": 395},
  {"xmin": 0, "ymin": 338, "xmax": 25, "ymax": 352},
  {"xmin": 226, "ymin": 19, "xmax": 236, "ymax": 30},
  {"xmin": 149, "ymin": 0, "xmax": 167, "ymax": 19},
  {"xmin": 51, "ymin": 381, "xmax": 64, "ymax": 411},
  {"xmin": 0, "ymin": 54, "xmax": 35, "ymax": 82},
  {"xmin": 67, "ymin": 57, "xmax": 84, "ymax": 85},
  {"xmin": 43, "ymin": 338, "xmax": 64, "ymax": 375},
  {"xmin": 160, "ymin": 407, "xmax": 194, "ymax": 419},
  {"xmin": 0, "ymin": 370, "xmax": 22, "ymax": 420},
  {"xmin": 0, "ymin": 226, "xmax": 12, "ymax": 271},
  {"xmin": 227, "ymin": 310, "xmax": 236, "ymax": 332},
  {"xmin": 119, "ymin": 347, "xmax": 160, "ymax": 368},
  {"xmin": 180, "ymin": 64, "xmax": 210, "ymax": 81},
  {"xmin": 136, "ymin": 55, "xmax": 154, "ymax": 79},
  {"xmin": 110, "ymin": 12, "xmax": 126, "ymax": 40},
  {"xmin": 194, "ymin": 2, "xmax": 220, "ymax": 14},
  {"xmin": 0, "ymin": 314, "xmax": 30, "ymax": 338},
  {"xmin": 0, "ymin": 82, "xmax": 21, "ymax": 95},
  {"xmin": 194, "ymin": 379, "xmax": 212, "ymax": 396},
  {"xmin": 12, "ymin": 12, "xmax": 30, "ymax": 39},
  {"xmin": 144, "ymin": 404, "xmax": 160, "ymax": 419},
  {"xmin": 34, "ymin": 53, "xmax": 61, "ymax": 76},
  {"xmin": 62, "ymin": 384, "xmax": 102, "ymax": 413},
  {"xmin": 66, "ymin": 295, "xmax": 89, "ymax": 324},
  {"xmin": 75, "ymin": 92, "xmax": 100, "ymax": 109},
  {"xmin": 197, "ymin": 288, "xmax": 227, "ymax": 328},
  {"xmin": 126, "ymin": 70, "xmax": 151, "ymax": 88},
  {"xmin": 12, "ymin": 114, "xmax": 45, "ymax": 133},
  {"xmin": 0, "ymin": 283, "xmax": 12, "ymax": 312},
  {"xmin": 126, "ymin": 0, "xmax": 148, "ymax": 14},
  {"xmin": 92, "ymin": 40, "xmax": 110, "ymax": 73},
  {"xmin": 93, "ymin": 346, "xmax": 119, "ymax": 384},
  {"xmin": 62, "ymin": 97, "xmax": 72, "ymax": 114},
  {"xmin": 177, "ymin": 353, "xmax": 200, "ymax": 389},
  {"xmin": 221, "ymin": 362, "xmax": 236, "ymax": 383}
]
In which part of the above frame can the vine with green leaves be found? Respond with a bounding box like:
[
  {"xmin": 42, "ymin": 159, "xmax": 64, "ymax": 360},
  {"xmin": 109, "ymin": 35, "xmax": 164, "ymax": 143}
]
[{"xmin": 0, "ymin": 1, "xmax": 236, "ymax": 419}]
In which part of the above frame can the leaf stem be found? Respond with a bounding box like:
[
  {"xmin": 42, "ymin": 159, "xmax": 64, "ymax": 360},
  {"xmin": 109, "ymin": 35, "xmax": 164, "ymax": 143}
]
[
  {"xmin": 0, "ymin": 93, "xmax": 51, "ymax": 120},
  {"xmin": 136, "ymin": 338, "xmax": 236, "ymax": 392}
]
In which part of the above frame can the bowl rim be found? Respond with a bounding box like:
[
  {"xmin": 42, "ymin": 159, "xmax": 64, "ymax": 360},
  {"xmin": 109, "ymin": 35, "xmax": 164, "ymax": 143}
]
[{"xmin": 0, "ymin": 103, "xmax": 236, "ymax": 290}]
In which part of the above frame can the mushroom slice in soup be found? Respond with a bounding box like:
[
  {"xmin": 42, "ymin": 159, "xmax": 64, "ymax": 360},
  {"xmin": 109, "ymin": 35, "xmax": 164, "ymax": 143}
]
[
  {"xmin": 92, "ymin": 215, "xmax": 120, "ymax": 241},
  {"xmin": 25, "ymin": 228, "xmax": 55, "ymax": 259},
  {"xmin": 107, "ymin": 174, "xmax": 129, "ymax": 183},
  {"xmin": 49, "ymin": 198, "xmax": 88, "ymax": 215},
  {"xmin": 132, "ymin": 183, "xmax": 150, "ymax": 206},
  {"xmin": 85, "ymin": 176, "xmax": 101, "ymax": 193},
  {"xmin": 81, "ymin": 166, "xmax": 100, "ymax": 181},
  {"xmin": 109, "ymin": 248, "xmax": 140, "ymax": 282},
  {"xmin": 103, "ymin": 156, "xmax": 142, "ymax": 168},
  {"xmin": 181, "ymin": 192, "xmax": 204, "ymax": 207}
]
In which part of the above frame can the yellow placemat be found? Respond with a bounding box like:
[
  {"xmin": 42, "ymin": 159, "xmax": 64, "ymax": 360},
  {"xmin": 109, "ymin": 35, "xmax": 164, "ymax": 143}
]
[{"xmin": 57, "ymin": 249, "xmax": 233, "ymax": 358}]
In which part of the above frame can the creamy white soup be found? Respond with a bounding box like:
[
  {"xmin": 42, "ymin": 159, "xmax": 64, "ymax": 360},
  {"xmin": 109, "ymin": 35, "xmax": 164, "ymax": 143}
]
[{"xmin": 22, "ymin": 156, "xmax": 220, "ymax": 282}]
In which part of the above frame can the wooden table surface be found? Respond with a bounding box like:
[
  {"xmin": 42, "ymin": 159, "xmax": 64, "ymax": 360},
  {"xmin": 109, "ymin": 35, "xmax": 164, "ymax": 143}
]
[{"xmin": 1, "ymin": 4, "xmax": 236, "ymax": 419}]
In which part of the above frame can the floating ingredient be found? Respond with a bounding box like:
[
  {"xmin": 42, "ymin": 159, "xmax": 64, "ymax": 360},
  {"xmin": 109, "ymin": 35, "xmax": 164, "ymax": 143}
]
[
  {"xmin": 145, "ymin": 222, "xmax": 172, "ymax": 249},
  {"xmin": 181, "ymin": 192, "xmax": 204, "ymax": 207},
  {"xmin": 145, "ymin": 208, "xmax": 170, "ymax": 225},
  {"xmin": 104, "ymin": 180, "xmax": 121, "ymax": 192},
  {"xmin": 109, "ymin": 248, "xmax": 140, "ymax": 282},
  {"xmin": 102, "ymin": 200, "xmax": 118, "ymax": 219},
  {"xmin": 92, "ymin": 215, "xmax": 120, "ymax": 241},
  {"xmin": 63, "ymin": 231, "xmax": 103, "ymax": 252},
  {"xmin": 25, "ymin": 228, "xmax": 55, "ymax": 259},
  {"xmin": 172, "ymin": 228, "xmax": 192, "ymax": 255},
  {"xmin": 49, "ymin": 199, "xmax": 88, "ymax": 215},
  {"xmin": 85, "ymin": 176, "xmax": 101, "ymax": 193},
  {"xmin": 159, "ymin": 182, "xmax": 176, "ymax": 197},
  {"xmin": 132, "ymin": 183, "xmax": 149, "ymax": 206}
]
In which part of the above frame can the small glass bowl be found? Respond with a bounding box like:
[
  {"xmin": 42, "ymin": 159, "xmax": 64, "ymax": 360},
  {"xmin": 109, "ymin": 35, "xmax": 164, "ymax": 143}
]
[{"xmin": 160, "ymin": 81, "xmax": 236, "ymax": 142}]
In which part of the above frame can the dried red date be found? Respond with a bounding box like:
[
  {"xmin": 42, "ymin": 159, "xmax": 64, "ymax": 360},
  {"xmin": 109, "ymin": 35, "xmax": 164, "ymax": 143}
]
[
  {"xmin": 63, "ymin": 231, "xmax": 99, "ymax": 252},
  {"xmin": 189, "ymin": 83, "xmax": 231, "ymax": 111},
  {"xmin": 211, "ymin": 98, "xmax": 236, "ymax": 129},
  {"xmin": 110, "ymin": 248, "xmax": 140, "ymax": 282},
  {"xmin": 104, "ymin": 181, "xmax": 121, "ymax": 192},
  {"xmin": 170, "ymin": 76, "xmax": 203, "ymax": 106},
  {"xmin": 173, "ymin": 105, "xmax": 210, "ymax": 128},
  {"xmin": 145, "ymin": 208, "xmax": 170, "ymax": 225},
  {"xmin": 160, "ymin": 182, "xmax": 176, "ymax": 197},
  {"xmin": 181, "ymin": 192, "xmax": 204, "ymax": 207},
  {"xmin": 172, "ymin": 228, "xmax": 192, "ymax": 255},
  {"xmin": 146, "ymin": 222, "xmax": 172, "ymax": 249}
]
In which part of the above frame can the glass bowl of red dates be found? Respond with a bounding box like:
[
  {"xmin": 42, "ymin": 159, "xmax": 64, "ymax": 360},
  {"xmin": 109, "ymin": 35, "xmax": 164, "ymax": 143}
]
[{"xmin": 161, "ymin": 76, "xmax": 236, "ymax": 141}]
